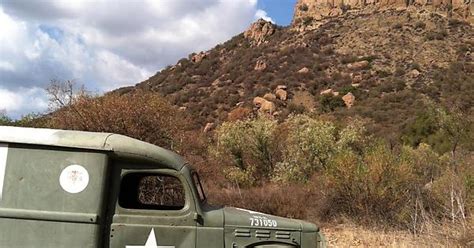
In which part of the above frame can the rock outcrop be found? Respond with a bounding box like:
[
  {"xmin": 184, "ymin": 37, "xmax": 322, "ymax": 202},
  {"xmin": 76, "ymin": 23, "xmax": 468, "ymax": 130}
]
[
  {"xmin": 191, "ymin": 51, "xmax": 209, "ymax": 63},
  {"xmin": 203, "ymin": 122, "xmax": 215, "ymax": 133},
  {"xmin": 255, "ymin": 59, "xmax": 268, "ymax": 71},
  {"xmin": 253, "ymin": 97, "xmax": 268, "ymax": 106},
  {"xmin": 292, "ymin": 0, "xmax": 473, "ymax": 31},
  {"xmin": 342, "ymin": 92, "xmax": 356, "ymax": 108},
  {"xmin": 347, "ymin": 60, "xmax": 370, "ymax": 70},
  {"xmin": 244, "ymin": 19, "xmax": 277, "ymax": 46},
  {"xmin": 253, "ymin": 97, "xmax": 276, "ymax": 114},
  {"xmin": 275, "ymin": 89, "xmax": 288, "ymax": 101},
  {"xmin": 298, "ymin": 67, "xmax": 310, "ymax": 73},
  {"xmin": 264, "ymin": 93, "xmax": 277, "ymax": 101},
  {"xmin": 260, "ymin": 101, "xmax": 276, "ymax": 114}
]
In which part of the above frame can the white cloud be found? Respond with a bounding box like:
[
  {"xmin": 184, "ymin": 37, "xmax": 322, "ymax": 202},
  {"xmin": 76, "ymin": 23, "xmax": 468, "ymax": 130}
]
[
  {"xmin": 255, "ymin": 9, "xmax": 274, "ymax": 23},
  {"xmin": 0, "ymin": 0, "xmax": 270, "ymax": 118},
  {"xmin": 0, "ymin": 87, "xmax": 48, "ymax": 118}
]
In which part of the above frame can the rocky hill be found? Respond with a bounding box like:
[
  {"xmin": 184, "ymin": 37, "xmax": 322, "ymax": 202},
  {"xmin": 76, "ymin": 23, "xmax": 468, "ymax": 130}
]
[
  {"xmin": 293, "ymin": 0, "xmax": 473, "ymax": 31},
  {"xmin": 115, "ymin": 3, "xmax": 473, "ymax": 138}
]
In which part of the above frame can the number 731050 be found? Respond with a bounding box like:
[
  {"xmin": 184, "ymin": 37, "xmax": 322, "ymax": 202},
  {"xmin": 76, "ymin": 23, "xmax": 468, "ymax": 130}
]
[{"xmin": 249, "ymin": 216, "xmax": 278, "ymax": 227}]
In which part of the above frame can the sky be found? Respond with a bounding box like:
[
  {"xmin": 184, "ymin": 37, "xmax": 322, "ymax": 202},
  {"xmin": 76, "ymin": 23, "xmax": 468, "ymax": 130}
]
[{"xmin": 0, "ymin": 0, "xmax": 296, "ymax": 119}]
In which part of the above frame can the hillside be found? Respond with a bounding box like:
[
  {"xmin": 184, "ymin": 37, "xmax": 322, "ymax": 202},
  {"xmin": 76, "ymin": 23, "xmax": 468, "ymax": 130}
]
[
  {"xmin": 26, "ymin": 3, "xmax": 472, "ymax": 245},
  {"xmin": 114, "ymin": 4, "xmax": 473, "ymax": 142}
]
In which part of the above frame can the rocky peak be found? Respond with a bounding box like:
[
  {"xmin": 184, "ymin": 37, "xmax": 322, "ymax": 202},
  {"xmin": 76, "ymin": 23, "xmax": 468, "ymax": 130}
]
[
  {"xmin": 292, "ymin": 0, "xmax": 473, "ymax": 30},
  {"xmin": 244, "ymin": 19, "xmax": 276, "ymax": 46}
]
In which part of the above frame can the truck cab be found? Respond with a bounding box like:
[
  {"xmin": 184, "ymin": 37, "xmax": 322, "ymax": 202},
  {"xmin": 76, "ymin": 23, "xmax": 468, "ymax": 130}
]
[{"xmin": 0, "ymin": 126, "xmax": 325, "ymax": 248}]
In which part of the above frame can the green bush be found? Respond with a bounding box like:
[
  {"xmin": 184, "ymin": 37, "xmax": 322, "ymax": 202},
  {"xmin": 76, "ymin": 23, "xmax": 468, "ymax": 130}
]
[
  {"xmin": 319, "ymin": 94, "xmax": 346, "ymax": 112},
  {"xmin": 273, "ymin": 115, "xmax": 337, "ymax": 182},
  {"xmin": 212, "ymin": 117, "xmax": 277, "ymax": 186},
  {"xmin": 273, "ymin": 116, "xmax": 366, "ymax": 183}
]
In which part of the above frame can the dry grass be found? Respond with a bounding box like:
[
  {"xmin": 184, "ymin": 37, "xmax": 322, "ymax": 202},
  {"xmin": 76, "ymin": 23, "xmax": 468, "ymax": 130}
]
[{"xmin": 322, "ymin": 220, "xmax": 473, "ymax": 247}]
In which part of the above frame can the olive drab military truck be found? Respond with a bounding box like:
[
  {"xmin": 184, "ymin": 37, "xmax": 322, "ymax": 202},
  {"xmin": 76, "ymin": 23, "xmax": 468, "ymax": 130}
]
[{"xmin": 0, "ymin": 126, "xmax": 326, "ymax": 248}]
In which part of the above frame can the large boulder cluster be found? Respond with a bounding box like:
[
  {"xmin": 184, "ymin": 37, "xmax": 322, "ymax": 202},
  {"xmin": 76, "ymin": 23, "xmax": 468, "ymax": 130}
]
[{"xmin": 253, "ymin": 85, "xmax": 289, "ymax": 115}]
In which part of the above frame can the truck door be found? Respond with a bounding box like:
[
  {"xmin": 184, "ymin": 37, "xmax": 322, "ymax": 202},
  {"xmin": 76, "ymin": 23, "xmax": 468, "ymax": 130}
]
[{"xmin": 109, "ymin": 169, "xmax": 196, "ymax": 248}]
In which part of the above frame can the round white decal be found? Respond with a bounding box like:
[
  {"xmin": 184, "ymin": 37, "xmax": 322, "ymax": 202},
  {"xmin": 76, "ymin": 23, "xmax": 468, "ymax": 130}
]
[{"xmin": 59, "ymin": 165, "xmax": 89, "ymax": 193}]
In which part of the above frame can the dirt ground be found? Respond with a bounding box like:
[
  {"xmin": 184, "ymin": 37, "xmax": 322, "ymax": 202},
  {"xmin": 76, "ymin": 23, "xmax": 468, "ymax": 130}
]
[{"xmin": 321, "ymin": 222, "xmax": 473, "ymax": 247}]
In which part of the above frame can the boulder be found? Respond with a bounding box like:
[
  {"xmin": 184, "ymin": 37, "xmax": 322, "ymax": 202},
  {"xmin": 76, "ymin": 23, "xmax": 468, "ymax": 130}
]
[
  {"xmin": 212, "ymin": 78, "xmax": 221, "ymax": 86},
  {"xmin": 263, "ymin": 93, "xmax": 277, "ymax": 101},
  {"xmin": 191, "ymin": 75, "xmax": 202, "ymax": 81},
  {"xmin": 253, "ymin": 97, "xmax": 276, "ymax": 114},
  {"xmin": 276, "ymin": 85, "xmax": 287, "ymax": 90},
  {"xmin": 253, "ymin": 97, "xmax": 267, "ymax": 107},
  {"xmin": 255, "ymin": 59, "xmax": 267, "ymax": 71},
  {"xmin": 259, "ymin": 100, "xmax": 276, "ymax": 114},
  {"xmin": 191, "ymin": 51, "xmax": 209, "ymax": 63},
  {"xmin": 178, "ymin": 106, "xmax": 187, "ymax": 111},
  {"xmin": 275, "ymin": 89, "xmax": 288, "ymax": 101},
  {"xmin": 298, "ymin": 67, "xmax": 310, "ymax": 73},
  {"xmin": 320, "ymin": 88, "xmax": 333, "ymax": 95},
  {"xmin": 342, "ymin": 92, "xmax": 356, "ymax": 108},
  {"xmin": 347, "ymin": 60, "xmax": 369, "ymax": 70},
  {"xmin": 203, "ymin": 122, "xmax": 215, "ymax": 133},
  {"xmin": 408, "ymin": 69, "xmax": 421, "ymax": 78},
  {"xmin": 352, "ymin": 74, "xmax": 363, "ymax": 83},
  {"xmin": 244, "ymin": 19, "xmax": 276, "ymax": 46}
]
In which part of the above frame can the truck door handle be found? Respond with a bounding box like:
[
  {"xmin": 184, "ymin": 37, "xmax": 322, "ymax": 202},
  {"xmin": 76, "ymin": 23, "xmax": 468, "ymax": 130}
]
[{"xmin": 193, "ymin": 213, "xmax": 203, "ymax": 224}]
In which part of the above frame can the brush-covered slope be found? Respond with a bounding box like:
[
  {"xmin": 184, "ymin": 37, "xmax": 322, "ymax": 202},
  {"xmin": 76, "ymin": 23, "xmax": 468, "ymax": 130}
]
[{"xmin": 116, "ymin": 8, "xmax": 473, "ymax": 138}]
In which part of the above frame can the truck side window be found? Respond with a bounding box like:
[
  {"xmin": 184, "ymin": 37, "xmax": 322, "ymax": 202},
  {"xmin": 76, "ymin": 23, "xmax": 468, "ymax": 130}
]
[{"xmin": 119, "ymin": 173, "xmax": 185, "ymax": 210}]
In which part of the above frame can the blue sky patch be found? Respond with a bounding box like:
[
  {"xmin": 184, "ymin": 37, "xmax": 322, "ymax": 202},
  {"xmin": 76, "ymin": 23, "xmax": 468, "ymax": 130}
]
[
  {"xmin": 39, "ymin": 24, "xmax": 64, "ymax": 42},
  {"xmin": 258, "ymin": 0, "xmax": 296, "ymax": 25}
]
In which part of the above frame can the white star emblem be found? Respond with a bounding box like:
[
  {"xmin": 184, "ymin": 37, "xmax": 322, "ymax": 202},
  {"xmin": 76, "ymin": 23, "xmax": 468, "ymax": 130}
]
[{"xmin": 126, "ymin": 229, "xmax": 175, "ymax": 248}]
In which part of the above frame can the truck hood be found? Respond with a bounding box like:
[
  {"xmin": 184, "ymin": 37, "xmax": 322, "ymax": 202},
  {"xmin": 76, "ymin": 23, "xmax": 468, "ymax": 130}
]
[{"xmin": 223, "ymin": 207, "xmax": 314, "ymax": 232}]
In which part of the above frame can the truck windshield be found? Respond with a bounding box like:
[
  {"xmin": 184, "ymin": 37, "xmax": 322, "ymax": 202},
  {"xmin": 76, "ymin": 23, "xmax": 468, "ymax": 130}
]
[{"xmin": 192, "ymin": 172, "xmax": 206, "ymax": 203}]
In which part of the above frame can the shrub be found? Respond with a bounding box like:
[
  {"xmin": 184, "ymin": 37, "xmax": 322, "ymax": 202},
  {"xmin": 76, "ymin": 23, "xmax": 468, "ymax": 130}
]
[
  {"xmin": 302, "ymin": 16, "xmax": 314, "ymax": 26},
  {"xmin": 212, "ymin": 117, "xmax": 277, "ymax": 186},
  {"xmin": 414, "ymin": 21, "xmax": 426, "ymax": 30},
  {"xmin": 425, "ymin": 29, "xmax": 448, "ymax": 41},
  {"xmin": 272, "ymin": 116, "xmax": 366, "ymax": 183},
  {"xmin": 319, "ymin": 95, "xmax": 345, "ymax": 112},
  {"xmin": 298, "ymin": 3, "xmax": 309, "ymax": 12},
  {"xmin": 324, "ymin": 142, "xmax": 432, "ymax": 227},
  {"xmin": 227, "ymin": 107, "xmax": 253, "ymax": 122},
  {"xmin": 207, "ymin": 184, "xmax": 317, "ymax": 220},
  {"xmin": 340, "ymin": 55, "xmax": 358, "ymax": 64},
  {"xmin": 0, "ymin": 113, "xmax": 12, "ymax": 126},
  {"xmin": 0, "ymin": 112, "xmax": 47, "ymax": 128},
  {"xmin": 48, "ymin": 91, "xmax": 191, "ymax": 150},
  {"xmin": 392, "ymin": 23, "xmax": 403, "ymax": 30},
  {"xmin": 338, "ymin": 85, "xmax": 358, "ymax": 96},
  {"xmin": 287, "ymin": 103, "xmax": 307, "ymax": 114},
  {"xmin": 448, "ymin": 18, "xmax": 466, "ymax": 27}
]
